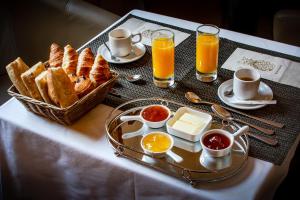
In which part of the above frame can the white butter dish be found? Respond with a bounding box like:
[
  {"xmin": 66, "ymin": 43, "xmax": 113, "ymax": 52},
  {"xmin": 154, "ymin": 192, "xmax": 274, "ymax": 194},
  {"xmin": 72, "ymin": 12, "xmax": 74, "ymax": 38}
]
[{"xmin": 166, "ymin": 107, "xmax": 212, "ymax": 142}]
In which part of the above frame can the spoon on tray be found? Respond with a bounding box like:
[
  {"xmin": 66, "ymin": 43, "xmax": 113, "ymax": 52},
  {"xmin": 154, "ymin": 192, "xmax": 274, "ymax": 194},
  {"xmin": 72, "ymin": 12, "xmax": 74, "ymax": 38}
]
[{"xmin": 185, "ymin": 91, "xmax": 284, "ymax": 128}]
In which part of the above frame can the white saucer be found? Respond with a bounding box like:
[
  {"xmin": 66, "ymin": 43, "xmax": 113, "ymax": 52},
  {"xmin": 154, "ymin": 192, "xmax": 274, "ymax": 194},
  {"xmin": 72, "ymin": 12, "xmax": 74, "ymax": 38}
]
[
  {"xmin": 98, "ymin": 42, "xmax": 146, "ymax": 64},
  {"xmin": 218, "ymin": 79, "xmax": 273, "ymax": 110}
]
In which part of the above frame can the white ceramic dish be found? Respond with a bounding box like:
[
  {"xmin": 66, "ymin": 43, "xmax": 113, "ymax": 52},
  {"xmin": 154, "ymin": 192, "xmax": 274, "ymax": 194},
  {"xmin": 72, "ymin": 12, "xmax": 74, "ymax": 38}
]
[
  {"xmin": 218, "ymin": 79, "xmax": 273, "ymax": 110},
  {"xmin": 166, "ymin": 107, "xmax": 212, "ymax": 142},
  {"xmin": 120, "ymin": 104, "xmax": 171, "ymax": 129},
  {"xmin": 98, "ymin": 42, "xmax": 146, "ymax": 64},
  {"xmin": 200, "ymin": 126, "xmax": 248, "ymax": 158},
  {"xmin": 140, "ymin": 132, "xmax": 183, "ymax": 163}
]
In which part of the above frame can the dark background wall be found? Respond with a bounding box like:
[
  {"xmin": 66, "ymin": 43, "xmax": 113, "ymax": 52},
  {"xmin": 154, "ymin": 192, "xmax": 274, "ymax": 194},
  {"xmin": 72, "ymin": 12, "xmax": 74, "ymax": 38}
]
[{"xmin": 87, "ymin": 0, "xmax": 300, "ymax": 41}]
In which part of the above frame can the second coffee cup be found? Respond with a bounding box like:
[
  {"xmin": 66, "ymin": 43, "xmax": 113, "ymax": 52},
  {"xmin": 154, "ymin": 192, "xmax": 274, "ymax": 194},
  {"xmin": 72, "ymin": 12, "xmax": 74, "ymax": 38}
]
[
  {"xmin": 109, "ymin": 28, "xmax": 142, "ymax": 57},
  {"xmin": 233, "ymin": 68, "xmax": 261, "ymax": 100}
]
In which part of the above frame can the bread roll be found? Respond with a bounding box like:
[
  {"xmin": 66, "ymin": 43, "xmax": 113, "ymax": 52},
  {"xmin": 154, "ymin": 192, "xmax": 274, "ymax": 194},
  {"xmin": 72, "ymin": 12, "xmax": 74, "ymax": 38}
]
[
  {"xmin": 47, "ymin": 67, "xmax": 78, "ymax": 108},
  {"xmin": 74, "ymin": 76, "xmax": 94, "ymax": 98},
  {"xmin": 21, "ymin": 62, "xmax": 46, "ymax": 100},
  {"xmin": 89, "ymin": 55, "xmax": 111, "ymax": 86},
  {"xmin": 76, "ymin": 48, "xmax": 94, "ymax": 77},
  {"xmin": 35, "ymin": 71, "xmax": 53, "ymax": 104},
  {"xmin": 49, "ymin": 43, "xmax": 63, "ymax": 67},
  {"xmin": 6, "ymin": 57, "xmax": 30, "ymax": 96},
  {"xmin": 62, "ymin": 44, "xmax": 78, "ymax": 75}
]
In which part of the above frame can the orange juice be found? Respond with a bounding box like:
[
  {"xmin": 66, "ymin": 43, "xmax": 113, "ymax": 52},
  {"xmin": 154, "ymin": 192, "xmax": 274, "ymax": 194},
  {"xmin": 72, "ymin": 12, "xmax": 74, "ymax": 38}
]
[
  {"xmin": 196, "ymin": 34, "xmax": 219, "ymax": 73},
  {"xmin": 152, "ymin": 38, "xmax": 175, "ymax": 79}
]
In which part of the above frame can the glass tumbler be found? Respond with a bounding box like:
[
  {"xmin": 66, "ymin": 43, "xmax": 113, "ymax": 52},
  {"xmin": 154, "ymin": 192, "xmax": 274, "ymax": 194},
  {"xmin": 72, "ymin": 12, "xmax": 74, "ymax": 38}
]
[
  {"xmin": 196, "ymin": 24, "xmax": 220, "ymax": 82},
  {"xmin": 151, "ymin": 29, "xmax": 175, "ymax": 88}
]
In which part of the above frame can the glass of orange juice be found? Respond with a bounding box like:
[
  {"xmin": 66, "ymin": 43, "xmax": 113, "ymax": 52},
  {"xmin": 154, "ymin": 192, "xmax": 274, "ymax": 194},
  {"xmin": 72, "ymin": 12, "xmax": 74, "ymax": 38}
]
[
  {"xmin": 151, "ymin": 29, "xmax": 175, "ymax": 88},
  {"xmin": 196, "ymin": 25, "xmax": 220, "ymax": 82}
]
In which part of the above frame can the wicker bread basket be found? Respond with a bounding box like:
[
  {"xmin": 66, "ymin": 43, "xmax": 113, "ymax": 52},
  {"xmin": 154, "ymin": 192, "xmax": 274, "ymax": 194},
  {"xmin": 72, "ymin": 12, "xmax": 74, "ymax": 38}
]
[{"xmin": 7, "ymin": 70, "xmax": 119, "ymax": 125}]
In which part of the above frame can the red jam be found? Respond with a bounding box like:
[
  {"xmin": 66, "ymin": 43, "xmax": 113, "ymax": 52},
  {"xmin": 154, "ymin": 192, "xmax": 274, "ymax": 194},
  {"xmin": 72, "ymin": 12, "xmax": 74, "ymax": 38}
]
[
  {"xmin": 203, "ymin": 133, "xmax": 230, "ymax": 150},
  {"xmin": 142, "ymin": 106, "xmax": 169, "ymax": 122}
]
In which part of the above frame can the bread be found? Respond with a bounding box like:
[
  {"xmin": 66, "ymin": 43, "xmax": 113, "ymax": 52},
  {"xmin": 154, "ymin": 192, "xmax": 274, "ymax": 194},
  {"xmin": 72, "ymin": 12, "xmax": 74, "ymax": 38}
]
[
  {"xmin": 89, "ymin": 54, "xmax": 111, "ymax": 86},
  {"xmin": 62, "ymin": 44, "xmax": 78, "ymax": 75},
  {"xmin": 21, "ymin": 62, "xmax": 46, "ymax": 100},
  {"xmin": 6, "ymin": 57, "xmax": 30, "ymax": 96},
  {"xmin": 74, "ymin": 76, "xmax": 94, "ymax": 98},
  {"xmin": 47, "ymin": 67, "xmax": 78, "ymax": 108},
  {"xmin": 76, "ymin": 48, "xmax": 94, "ymax": 77},
  {"xmin": 68, "ymin": 73, "xmax": 78, "ymax": 85},
  {"xmin": 35, "ymin": 71, "xmax": 53, "ymax": 104},
  {"xmin": 49, "ymin": 43, "xmax": 63, "ymax": 67}
]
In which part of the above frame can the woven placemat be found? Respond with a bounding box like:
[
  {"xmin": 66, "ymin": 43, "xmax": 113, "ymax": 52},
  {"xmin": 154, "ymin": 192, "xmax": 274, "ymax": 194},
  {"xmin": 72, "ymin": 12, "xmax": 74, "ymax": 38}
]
[{"xmin": 80, "ymin": 14, "xmax": 300, "ymax": 165}]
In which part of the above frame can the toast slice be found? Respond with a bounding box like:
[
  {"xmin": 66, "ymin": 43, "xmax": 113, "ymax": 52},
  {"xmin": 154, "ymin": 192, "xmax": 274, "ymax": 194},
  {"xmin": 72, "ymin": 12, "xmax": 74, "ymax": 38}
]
[
  {"xmin": 47, "ymin": 67, "xmax": 78, "ymax": 108},
  {"xmin": 35, "ymin": 71, "xmax": 53, "ymax": 104},
  {"xmin": 21, "ymin": 62, "xmax": 46, "ymax": 101},
  {"xmin": 6, "ymin": 57, "xmax": 30, "ymax": 96}
]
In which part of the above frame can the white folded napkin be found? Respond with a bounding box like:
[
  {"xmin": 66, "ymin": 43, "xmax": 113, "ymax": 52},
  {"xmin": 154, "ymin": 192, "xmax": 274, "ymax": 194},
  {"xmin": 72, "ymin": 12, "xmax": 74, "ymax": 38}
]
[{"xmin": 222, "ymin": 48, "xmax": 300, "ymax": 88}]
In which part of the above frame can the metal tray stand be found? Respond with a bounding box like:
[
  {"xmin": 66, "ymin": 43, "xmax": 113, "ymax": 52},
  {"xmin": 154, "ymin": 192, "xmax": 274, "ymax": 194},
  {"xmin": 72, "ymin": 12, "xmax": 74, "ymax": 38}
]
[{"xmin": 105, "ymin": 98, "xmax": 249, "ymax": 186}]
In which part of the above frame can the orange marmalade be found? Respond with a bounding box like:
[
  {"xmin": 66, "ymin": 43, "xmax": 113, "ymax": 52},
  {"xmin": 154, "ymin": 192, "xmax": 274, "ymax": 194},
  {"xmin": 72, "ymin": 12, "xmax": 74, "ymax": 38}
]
[{"xmin": 142, "ymin": 133, "xmax": 171, "ymax": 153}]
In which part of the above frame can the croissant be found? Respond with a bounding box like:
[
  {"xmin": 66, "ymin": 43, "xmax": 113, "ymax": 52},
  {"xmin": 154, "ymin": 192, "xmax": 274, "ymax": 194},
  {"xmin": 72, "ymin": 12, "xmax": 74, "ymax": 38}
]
[
  {"xmin": 76, "ymin": 48, "xmax": 94, "ymax": 77},
  {"xmin": 49, "ymin": 43, "xmax": 63, "ymax": 67},
  {"xmin": 62, "ymin": 45, "xmax": 78, "ymax": 75},
  {"xmin": 89, "ymin": 55, "xmax": 111, "ymax": 86}
]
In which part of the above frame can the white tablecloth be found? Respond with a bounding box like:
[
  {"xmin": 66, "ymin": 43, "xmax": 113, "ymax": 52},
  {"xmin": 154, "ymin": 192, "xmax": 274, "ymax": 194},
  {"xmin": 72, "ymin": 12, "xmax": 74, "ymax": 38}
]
[{"xmin": 1, "ymin": 10, "xmax": 300, "ymax": 200}]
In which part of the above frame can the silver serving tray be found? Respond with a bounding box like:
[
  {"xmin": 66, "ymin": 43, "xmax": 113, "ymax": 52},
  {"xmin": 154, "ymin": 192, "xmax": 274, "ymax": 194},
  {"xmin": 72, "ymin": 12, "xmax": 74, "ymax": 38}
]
[{"xmin": 105, "ymin": 98, "xmax": 249, "ymax": 186}]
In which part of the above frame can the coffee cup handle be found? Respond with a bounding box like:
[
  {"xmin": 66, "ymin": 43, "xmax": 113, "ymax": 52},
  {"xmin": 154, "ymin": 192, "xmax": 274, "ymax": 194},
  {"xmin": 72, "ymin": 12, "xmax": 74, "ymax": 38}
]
[{"xmin": 132, "ymin": 33, "xmax": 142, "ymax": 44}]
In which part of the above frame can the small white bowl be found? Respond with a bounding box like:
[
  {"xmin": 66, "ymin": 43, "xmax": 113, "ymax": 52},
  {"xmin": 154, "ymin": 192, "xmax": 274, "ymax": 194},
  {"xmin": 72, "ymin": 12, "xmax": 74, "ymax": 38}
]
[
  {"xmin": 200, "ymin": 126, "xmax": 248, "ymax": 158},
  {"xmin": 141, "ymin": 132, "xmax": 174, "ymax": 158},
  {"xmin": 120, "ymin": 104, "xmax": 171, "ymax": 128},
  {"xmin": 166, "ymin": 107, "xmax": 212, "ymax": 142},
  {"xmin": 140, "ymin": 132, "xmax": 183, "ymax": 163}
]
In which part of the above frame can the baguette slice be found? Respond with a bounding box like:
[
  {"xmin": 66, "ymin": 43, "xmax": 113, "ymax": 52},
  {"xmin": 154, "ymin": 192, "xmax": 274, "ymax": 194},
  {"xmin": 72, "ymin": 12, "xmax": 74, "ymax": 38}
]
[
  {"xmin": 35, "ymin": 71, "xmax": 53, "ymax": 104},
  {"xmin": 21, "ymin": 61, "xmax": 46, "ymax": 100},
  {"xmin": 6, "ymin": 57, "xmax": 30, "ymax": 96},
  {"xmin": 47, "ymin": 67, "xmax": 78, "ymax": 108}
]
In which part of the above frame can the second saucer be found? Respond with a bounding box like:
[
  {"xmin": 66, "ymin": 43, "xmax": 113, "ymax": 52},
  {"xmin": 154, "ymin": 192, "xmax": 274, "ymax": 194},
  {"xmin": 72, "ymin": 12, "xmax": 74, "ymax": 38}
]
[
  {"xmin": 218, "ymin": 79, "xmax": 273, "ymax": 110},
  {"xmin": 98, "ymin": 42, "xmax": 146, "ymax": 64}
]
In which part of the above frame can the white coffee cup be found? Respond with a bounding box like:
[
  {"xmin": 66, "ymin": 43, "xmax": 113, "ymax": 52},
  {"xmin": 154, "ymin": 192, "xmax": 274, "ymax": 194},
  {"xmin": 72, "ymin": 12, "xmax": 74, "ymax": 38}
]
[
  {"xmin": 109, "ymin": 28, "xmax": 142, "ymax": 57},
  {"xmin": 233, "ymin": 68, "xmax": 261, "ymax": 100}
]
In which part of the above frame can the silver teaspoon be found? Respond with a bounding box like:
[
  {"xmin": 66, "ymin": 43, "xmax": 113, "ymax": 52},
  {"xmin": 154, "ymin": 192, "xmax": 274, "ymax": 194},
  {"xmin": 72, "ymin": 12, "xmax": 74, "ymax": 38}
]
[
  {"xmin": 185, "ymin": 91, "xmax": 284, "ymax": 128},
  {"xmin": 211, "ymin": 104, "xmax": 274, "ymax": 135},
  {"xmin": 103, "ymin": 42, "xmax": 120, "ymax": 62},
  {"xmin": 122, "ymin": 74, "xmax": 142, "ymax": 82},
  {"xmin": 227, "ymin": 120, "xmax": 278, "ymax": 146}
]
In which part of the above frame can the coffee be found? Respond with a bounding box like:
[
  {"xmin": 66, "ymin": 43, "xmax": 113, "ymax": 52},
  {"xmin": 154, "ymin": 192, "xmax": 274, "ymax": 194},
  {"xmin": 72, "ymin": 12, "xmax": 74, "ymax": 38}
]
[
  {"xmin": 115, "ymin": 36, "xmax": 126, "ymax": 39},
  {"xmin": 233, "ymin": 68, "xmax": 261, "ymax": 100},
  {"xmin": 239, "ymin": 77, "xmax": 254, "ymax": 81}
]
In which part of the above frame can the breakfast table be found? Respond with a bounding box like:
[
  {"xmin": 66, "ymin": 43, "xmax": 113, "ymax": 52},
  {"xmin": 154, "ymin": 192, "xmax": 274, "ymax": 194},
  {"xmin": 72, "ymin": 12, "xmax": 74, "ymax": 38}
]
[{"xmin": 1, "ymin": 9, "xmax": 300, "ymax": 200}]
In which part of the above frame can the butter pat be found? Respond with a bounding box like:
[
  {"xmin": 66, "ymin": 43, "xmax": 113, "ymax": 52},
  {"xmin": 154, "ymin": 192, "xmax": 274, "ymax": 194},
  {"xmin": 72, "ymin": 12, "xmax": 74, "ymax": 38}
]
[
  {"xmin": 172, "ymin": 120, "xmax": 198, "ymax": 134},
  {"xmin": 172, "ymin": 113, "xmax": 205, "ymax": 135},
  {"xmin": 179, "ymin": 113, "xmax": 205, "ymax": 127}
]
